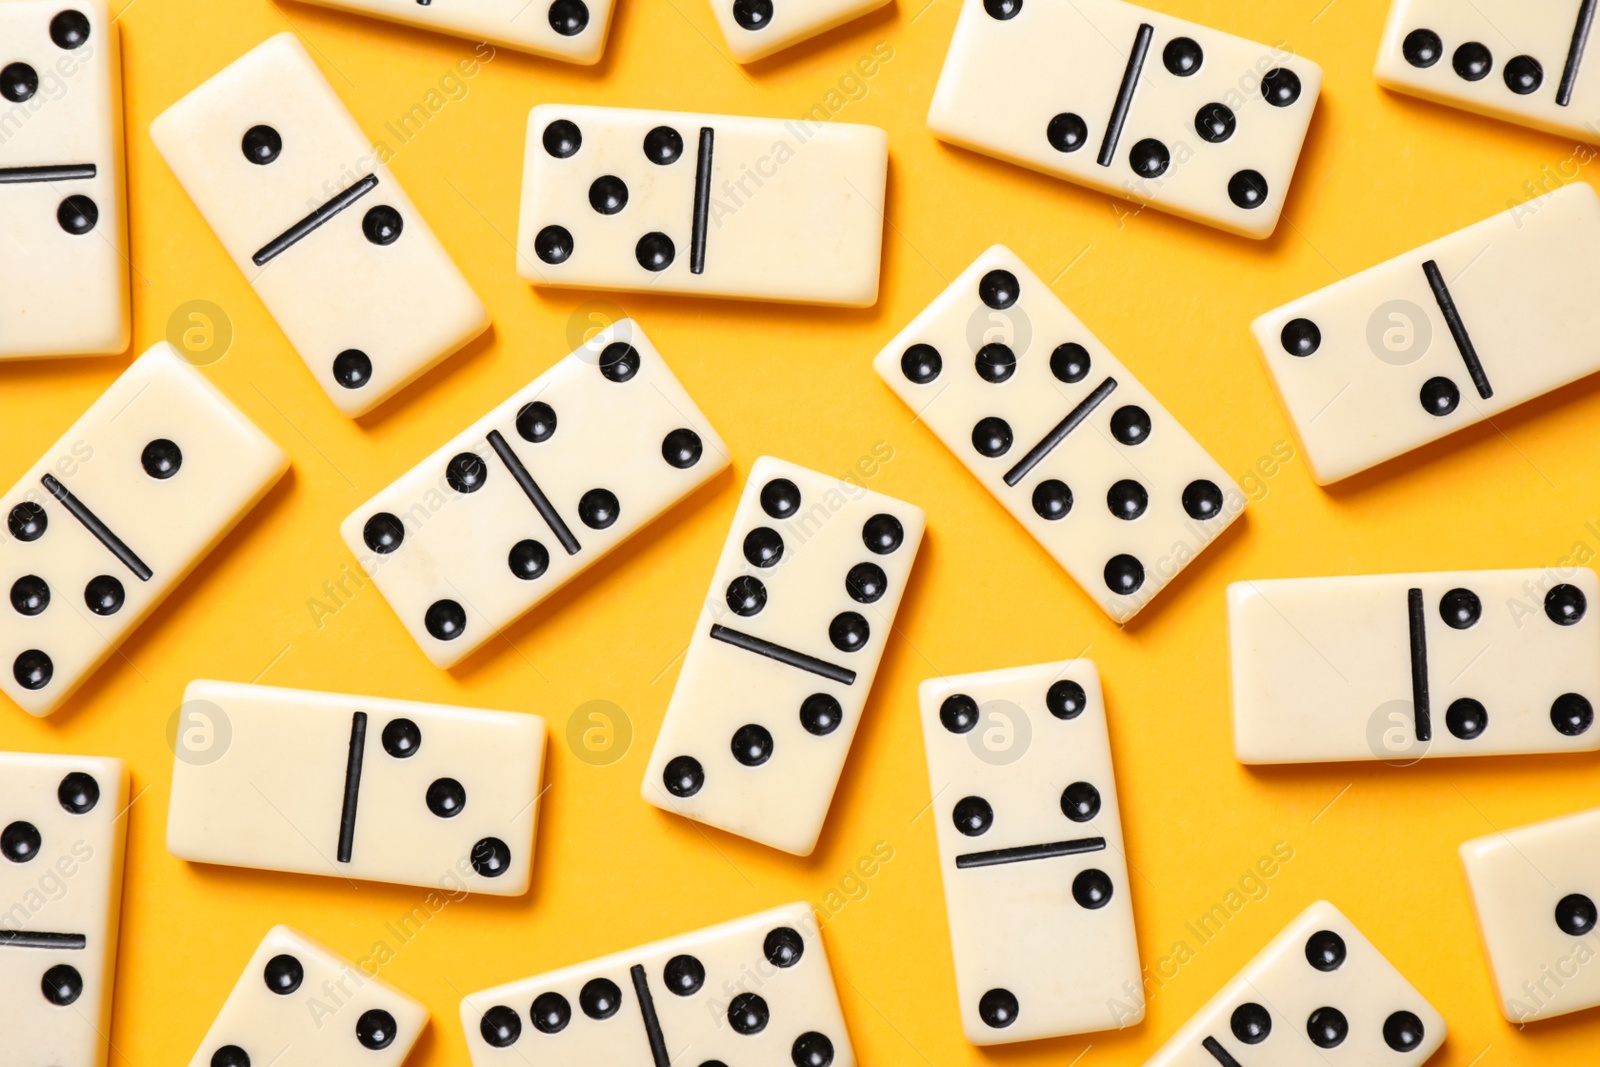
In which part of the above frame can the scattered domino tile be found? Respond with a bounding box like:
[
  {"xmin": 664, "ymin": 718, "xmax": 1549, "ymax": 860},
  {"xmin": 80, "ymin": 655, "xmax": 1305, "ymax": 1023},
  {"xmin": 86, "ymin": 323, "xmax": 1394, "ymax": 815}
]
[
  {"xmin": 0, "ymin": 752, "xmax": 129, "ymax": 1067},
  {"xmin": 641, "ymin": 456, "xmax": 924, "ymax": 855},
  {"xmin": 295, "ymin": 0, "xmax": 616, "ymax": 64},
  {"xmin": 150, "ymin": 32, "xmax": 488, "ymax": 418},
  {"xmin": 707, "ymin": 0, "xmax": 890, "ymax": 63},
  {"xmin": 518, "ymin": 104, "xmax": 888, "ymax": 305},
  {"xmin": 1, "ymin": 343, "xmax": 288, "ymax": 717},
  {"xmin": 0, "ymin": 0, "xmax": 128, "ymax": 360},
  {"xmin": 1250, "ymin": 181, "xmax": 1600, "ymax": 484},
  {"xmin": 927, "ymin": 0, "xmax": 1323, "ymax": 239},
  {"xmin": 461, "ymin": 902, "xmax": 855, "ymax": 1066},
  {"xmin": 1375, "ymin": 0, "xmax": 1600, "ymax": 143},
  {"xmin": 187, "ymin": 925, "xmax": 429, "ymax": 1067},
  {"xmin": 341, "ymin": 319, "xmax": 727, "ymax": 669},
  {"xmin": 919, "ymin": 660, "xmax": 1142, "ymax": 1044},
  {"xmin": 1228, "ymin": 568, "xmax": 1600, "ymax": 764},
  {"xmin": 1460, "ymin": 805, "xmax": 1600, "ymax": 1023},
  {"xmin": 167, "ymin": 681, "xmax": 546, "ymax": 895},
  {"xmin": 874, "ymin": 245, "xmax": 1243, "ymax": 624},
  {"xmin": 1144, "ymin": 901, "xmax": 1446, "ymax": 1066}
]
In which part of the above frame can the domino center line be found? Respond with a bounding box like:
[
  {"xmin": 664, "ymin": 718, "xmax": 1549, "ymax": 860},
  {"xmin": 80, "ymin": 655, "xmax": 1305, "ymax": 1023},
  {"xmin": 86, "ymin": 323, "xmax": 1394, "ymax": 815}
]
[
  {"xmin": 253, "ymin": 173, "xmax": 380, "ymax": 266},
  {"xmin": 1201, "ymin": 1036, "xmax": 1245, "ymax": 1067},
  {"xmin": 486, "ymin": 430, "xmax": 582, "ymax": 556},
  {"xmin": 708, "ymin": 624, "xmax": 858, "ymax": 686},
  {"xmin": 690, "ymin": 127, "xmax": 714, "ymax": 275},
  {"xmin": 40, "ymin": 474, "xmax": 152, "ymax": 582},
  {"xmin": 954, "ymin": 835, "xmax": 1106, "ymax": 869},
  {"xmin": 1002, "ymin": 376, "xmax": 1119, "ymax": 488},
  {"xmin": 0, "ymin": 163, "xmax": 96, "ymax": 184},
  {"xmin": 1421, "ymin": 259, "xmax": 1493, "ymax": 400},
  {"xmin": 1560, "ymin": 0, "xmax": 1599, "ymax": 107},
  {"xmin": 1097, "ymin": 23, "xmax": 1154, "ymax": 168},
  {"xmin": 629, "ymin": 964, "xmax": 672, "ymax": 1067},
  {"xmin": 337, "ymin": 711, "xmax": 367, "ymax": 864},
  {"xmin": 0, "ymin": 930, "xmax": 87, "ymax": 950},
  {"xmin": 1407, "ymin": 588, "xmax": 1433, "ymax": 744}
]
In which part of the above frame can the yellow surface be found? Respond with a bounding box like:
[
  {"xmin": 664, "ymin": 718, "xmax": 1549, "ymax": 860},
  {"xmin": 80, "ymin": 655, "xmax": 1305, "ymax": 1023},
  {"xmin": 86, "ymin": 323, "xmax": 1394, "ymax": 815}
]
[{"xmin": 1, "ymin": 0, "xmax": 1597, "ymax": 1063}]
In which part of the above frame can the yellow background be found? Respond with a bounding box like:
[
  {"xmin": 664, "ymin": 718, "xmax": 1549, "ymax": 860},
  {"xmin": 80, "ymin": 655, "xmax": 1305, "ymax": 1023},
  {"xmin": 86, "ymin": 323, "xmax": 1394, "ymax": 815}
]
[{"xmin": 2, "ymin": 0, "xmax": 1598, "ymax": 1062}]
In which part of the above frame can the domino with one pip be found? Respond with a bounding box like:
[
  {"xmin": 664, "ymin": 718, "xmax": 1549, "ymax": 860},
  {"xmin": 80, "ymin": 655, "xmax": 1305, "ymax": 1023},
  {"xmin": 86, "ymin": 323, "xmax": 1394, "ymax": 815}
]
[
  {"xmin": 708, "ymin": 0, "xmax": 890, "ymax": 63},
  {"xmin": 296, "ymin": 0, "xmax": 616, "ymax": 64}
]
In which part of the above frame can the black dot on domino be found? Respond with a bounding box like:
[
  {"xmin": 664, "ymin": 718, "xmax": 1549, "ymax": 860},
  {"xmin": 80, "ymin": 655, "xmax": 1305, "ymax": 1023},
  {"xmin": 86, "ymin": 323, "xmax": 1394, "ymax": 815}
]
[
  {"xmin": 241, "ymin": 124, "xmax": 282, "ymax": 165},
  {"xmin": 846, "ymin": 562, "xmax": 887, "ymax": 603},
  {"xmin": 1110, "ymin": 405, "xmax": 1151, "ymax": 445},
  {"xmin": 979, "ymin": 269, "xmax": 1019, "ymax": 310},
  {"xmin": 744, "ymin": 527, "xmax": 784, "ymax": 567},
  {"xmin": 761, "ymin": 478, "xmax": 802, "ymax": 519},
  {"xmin": 1546, "ymin": 583, "xmax": 1587, "ymax": 625},
  {"xmin": 12, "ymin": 575, "xmax": 49, "ymax": 616},
  {"xmin": 862, "ymin": 514, "xmax": 903, "ymax": 554},
  {"xmin": 517, "ymin": 401, "xmax": 556, "ymax": 443},
  {"xmin": 982, "ymin": 0, "xmax": 1021, "ymax": 20},
  {"xmin": 472, "ymin": 837, "xmax": 511, "ymax": 877},
  {"xmin": 732, "ymin": 0, "xmax": 773, "ymax": 30},
  {"xmin": 589, "ymin": 175, "xmax": 628, "ymax": 215},
  {"xmin": 1060, "ymin": 781, "xmax": 1100, "ymax": 821},
  {"xmin": 793, "ymin": 1031, "xmax": 835, "ymax": 1067},
  {"xmin": 210, "ymin": 1046, "xmax": 251, "ymax": 1067},
  {"xmin": 1231, "ymin": 1002, "xmax": 1271, "ymax": 1043},
  {"xmin": 952, "ymin": 795, "xmax": 992, "ymax": 836},
  {"xmin": 1402, "ymin": 29, "xmax": 1443, "ymax": 68},
  {"xmin": 800, "ymin": 693, "xmax": 842, "ymax": 735},
  {"xmin": 643, "ymin": 126, "xmax": 684, "ymax": 164},
  {"xmin": 532, "ymin": 990, "xmax": 572, "ymax": 1033},
  {"xmin": 1439, "ymin": 587, "xmax": 1482, "ymax": 629},
  {"xmin": 1446, "ymin": 699, "xmax": 1487, "ymax": 740},
  {"xmin": 1, "ymin": 820, "xmax": 41, "ymax": 862},
  {"xmin": 1420, "ymin": 376, "xmax": 1460, "ymax": 416},
  {"xmin": 901, "ymin": 343, "xmax": 942, "ymax": 383},
  {"xmin": 142, "ymin": 438, "xmax": 182, "ymax": 478},
  {"xmin": 764, "ymin": 926, "xmax": 805, "ymax": 967},
  {"xmin": 1552, "ymin": 693, "xmax": 1595, "ymax": 736},
  {"xmin": 58, "ymin": 772, "xmax": 99, "ymax": 814},
  {"xmin": 13, "ymin": 650, "xmax": 52, "ymax": 691},
  {"xmin": 1163, "ymin": 37, "xmax": 1202, "ymax": 76},
  {"xmin": 664, "ymin": 954, "xmax": 706, "ymax": 994},
  {"xmin": 1385, "ymin": 1011, "xmax": 1426, "ymax": 1052},
  {"xmin": 9, "ymin": 501, "xmax": 47, "ymax": 541},
  {"xmin": 1307, "ymin": 1006, "xmax": 1349, "ymax": 1049},
  {"xmin": 41, "ymin": 964, "xmax": 82, "ymax": 1005},
  {"xmin": 599, "ymin": 341, "xmax": 640, "ymax": 381},
  {"xmin": 1128, "ymin": 138, "xmax": 1169, "ymax": 179},
  {"xmin": 1106, "ymin": 479, "xmax": 1147, "ymax": 521},
  {"xmin": 1032, "ymin": 479, "xmax": 1071, "ymax": 521},
  {"xmin": 829, "ymin": 611, "xmax": 870, "ymax": 652},
  {"xmin": 263, "ymin": 954, "xmax": 304, "ymax": 995},
  {"xmin": 1104, "ymin": 554, "xmax": 1145, "ymax": 596},
  {"xmin": 1195, "ymin": 103, "xmax": 1235, "ymax": 143},
  {"xmin": 1504, "ymin": 55, "xmax": 1542, "ymax": 94},
  {"xmin": 548, "ymin": 0, "xmax": 589, "ymax": 36},
  {"xmin": 426, "ymin": 778, "xmax": 466, "ymax": 818},
  {"xmin": 1261, "ymin": 68, "xmax": 1302, "ymax": 107},
  {"xmin": 1046, "ymin": 112, "xmax": 1087, "ymax": 153},
  {"xmin": 1228, "ymin": 170, "xmax": 1268, "ymax": 210},
  {"xmin": 662, "ymin": 428, "xmax": 703, "ymax": 468},
  {"xmin": 0, "ymin": 61, "xmax": 35, "ymax": 103},
  {"xmin": 356, "ymin": 1009, "xmax": 399, "ymax": 1050},
  {"xmin": 507, "ymin": 539, "xmax": 549, "ymax": 581},
  {"xmin": 635, "ymin": 233, "xmax": 675, "ymax": 272},
  {"xmin": 975, "ymin": 343, "xmax": 1016, "ymax": 383},
  {"xmin": 50, "ymin": 10, "xmax": 92, "ymax": 50},
  {"xmin": 425, "ymin": 599, "xmax": 467, "ymax": 641},
  {"xmin": 1072, "ymin": 868, "xmax": 1112, "ymax": 908},
  {"xmin": 543, "ymin": 120, "xmax": 581, "ymax": 158},
  {"xmin": 57, "ymin": 194, "xmax": 98, "ymax": 235},
  {"xmin": 84, "ymin": 575, "xmax": 124, "ymax": 616},
  {"xmin": 1052, "ymin": 343, "xmax": 1089, "ymax": 382},
  {"xmin": 362, "ymin": 205, "xmax": 402, "ymax": 246},
  {"xmin": 1454, "ymin": 42, "xmax": 1492, "ymax": 81},
  {"xmin": 1281, "ymin": 318, "xmax": 1321, "ymax": 357},
  {"xmin": 480, "ymin": 1005, "xmax": 523, "ymax": 1047},
  {"xmin": 663, "ymin": 755, "xmax": 704, "ymax": 796},
  {"xmin": 726, "ymin": 575, "xmax": 766, "ymax": 616},
  {"xmin": 972, "ymin": 416, "xmax": 1013, "ymax": 458},
  {"xmin": 1183, "ymin": 480, "xmax": 1224, "ymax": 520},
  {"xmin": 1304, "ymin": 929, "xmax": 1346, "ymax": 970},
  {"xmin": 446, "ymin": 452, "xmax": 488, "ymax": 494},
  {"xmin": 535, "ymin": 225, "xmax": 574, "ymax": 265},
  {"xmin": 578, "ymin": 488, "xmax": 620, "ymax": 529},
  {"xmin": 728, "ymin": 992, "xmax": 770, "ymax": 1034},
  {"xmin": 978, "ymin": 988, "xmax": 1018, "ymax": 1028},
  {"xmin": 332, "ymin": 349, "xmax": 373, "ymax": 389},
  {"xmin": 364, "ymin": 512, "xmax": 405, "ymax": 554},
  {"xmin": 941, "ymin": 694, "xmax": 979, "ymax": 733},
  {"xmin": 382, "ymin": 718, "xmax": 421, "ymax": 757},
  {"xmin": 1556, "ymin": 893, "xmax": 1598, "ymax": 936},
  {"xmin": 1047, "ymin": 680, "xmax": 1085, "ymax": 719}
]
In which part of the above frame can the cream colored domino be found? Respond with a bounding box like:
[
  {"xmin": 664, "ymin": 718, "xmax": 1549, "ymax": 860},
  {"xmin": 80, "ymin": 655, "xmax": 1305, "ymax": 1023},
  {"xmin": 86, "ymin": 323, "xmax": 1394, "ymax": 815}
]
[
  {"xmin": 1229, "ymin": 569, "xmax": 1600, "ymax": 764},
  {"xmin": 708, "ymin": 0, "xmax": 890, "ymax": 63},
  {"xmin": 874, "ymin": 245, "xmax": 1242, "ymax": 624},
  {"xmin": 927, "ymin": 0, "xmax": 1322, "ymax": 239},
  {"xmin": 1, "ymin": 343, "xmax": 288, "ymax": 716},
  {"xmin": 151, "ymin": 33, "xmax": 488, "ymax": 418},
  {"xmin": 919, "ymin": 661, "xmax": 1141, "ymax": 1045},
  {"xmin": 1251, "ymin": 182, "xmax": 1600, "ymax": 484},
  {"xmin": 341, "ymin": 320, "xmax": 727, "ymax": 669},
  {"xmin": 167, "ymin": 681, "xmax": 545, "ymax": 896},
  {"xmin": 188, "ymin": 925, "xmax": 428, "ymax": 1067},
  {"xmin": 641, "ymin": 457, "xmax": 923, "ymax": 855},
  {"xmin": 518, "ymin": 105, "xmax": 888, "ymax": 306},
  {"xmin": 1460, "ymin": 806, "xmax": 1600, "ymax": 1023},
  {"xmin": 0, "ymin": 752, "xmax": 128, "ymax": 1067},
  {"xmin": 295, "ymin": 0, "xmax": 615, "ymax": 64},
  {"xmin": 1144, "ymin": 901, "xmax": 1445, "ymax": 1066},
  {"xmin": 461, "ymin": 903, "xmax": 854, "ymax": 1067},
  {"xmin": 0, "ymin": 1, "xmax": 128, "ymax": 360},
  {"xmin": 1376, "ymin": 1, "xmax": 1600, "ymax": 142}
]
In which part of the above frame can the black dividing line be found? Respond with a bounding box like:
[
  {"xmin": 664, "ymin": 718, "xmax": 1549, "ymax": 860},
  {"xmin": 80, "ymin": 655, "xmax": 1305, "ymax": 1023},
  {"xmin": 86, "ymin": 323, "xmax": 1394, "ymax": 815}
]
[
  {"xmin": 486, "ymin": 430, "xmax": 581, "ymax": 556},
  {"xmin": 1421, "ymin": 259, "xmax": 1492, "ymax": 400},
  {"xmin": 955, "ymin": 836, "xmax": 1106, "ymax": 870},
  {"xmin": 1097, "ymin": 23, "xmax": 1154, "ymax": 168},
  {"xmin": 630, "ymin": 965, "xmax": 671, "ymax": 1067},
  {"xmin": 0, "ymin": 163, "xmax": 96, "ymax": 184},
  {"xmin": 0, "ymin": 930, "xmax": 86, "ymax": 950},
  {"xmin": 709, "ymin": 624, "xmax": 857, "ymax": 686},
  {"xmin": 1202, "ymin": 1036, "xmax": 1245, "ymax": 1067},
  {"xmin": 337, "ymin": 711, "xmax": 367, "ymax": 864},
  {"xmin": 1003, "ymin": 377, "xmax": 1118, "ymax": 488},
  {"xmin": 253, "ymin": 174, "xmax": 379, "ymax": 266},
  {"xmin": 1560, "ymin": 0, "xmax": 1599, "ymax": 106},
  {"xmin": 690, "ymin": 127, "xmax": 714, "ymax": 275},
  {"xmin": 40, "ymin": 475, "xmax": 152, "ymax": 582},
  {"xmin": 1407, "ymin": 588, "xmax": 1432, "ymax": 743}
]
